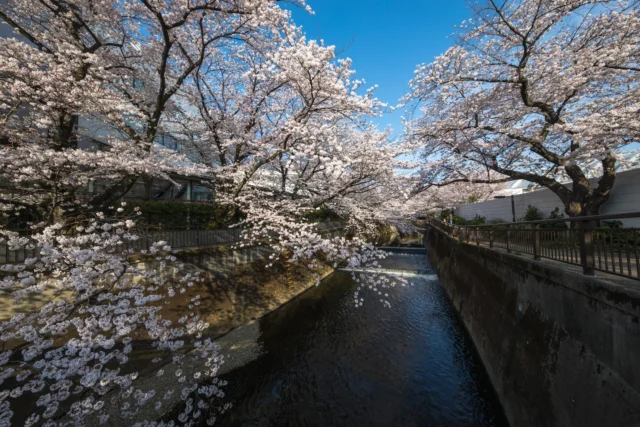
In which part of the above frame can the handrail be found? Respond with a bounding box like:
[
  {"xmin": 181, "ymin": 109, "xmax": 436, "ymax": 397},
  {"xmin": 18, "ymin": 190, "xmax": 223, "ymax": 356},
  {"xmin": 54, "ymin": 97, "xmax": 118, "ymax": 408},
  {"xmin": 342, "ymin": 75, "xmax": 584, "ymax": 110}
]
[
  {"xmin": 0, "ymin": 221, "xmax": 347, "ymax": 265},
  {"xmin": 426, "ymin": 213, "xmax": 640, "ymax": 280}
]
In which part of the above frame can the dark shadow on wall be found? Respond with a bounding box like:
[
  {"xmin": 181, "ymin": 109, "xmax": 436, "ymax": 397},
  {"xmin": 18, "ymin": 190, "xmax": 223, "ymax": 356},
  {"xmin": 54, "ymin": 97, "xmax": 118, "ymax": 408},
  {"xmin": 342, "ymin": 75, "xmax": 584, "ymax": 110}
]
[{"xmin": 424, "ymin": 226, "xmax": 640, "ymax": 427}]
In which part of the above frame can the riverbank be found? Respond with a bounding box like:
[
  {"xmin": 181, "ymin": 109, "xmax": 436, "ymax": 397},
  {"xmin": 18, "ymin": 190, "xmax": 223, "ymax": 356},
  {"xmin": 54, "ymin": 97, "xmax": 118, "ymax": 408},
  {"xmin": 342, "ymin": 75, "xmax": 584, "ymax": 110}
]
[
  {"xmin": 169, "ymin": 245, "xmax": 336, "ymax": 338},
  {"xmin": 3, "ymin": 245, "xmax": 336, "ymax": 426},
  {"xmin": 0, "ymin": 245, "xmax": 334, "ymax": 335}
]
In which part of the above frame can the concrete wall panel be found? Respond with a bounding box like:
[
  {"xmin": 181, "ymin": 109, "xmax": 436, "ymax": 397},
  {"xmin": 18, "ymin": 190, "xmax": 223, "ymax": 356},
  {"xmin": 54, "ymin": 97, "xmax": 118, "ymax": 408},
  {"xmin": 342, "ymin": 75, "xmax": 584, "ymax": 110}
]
[{"xmin": 455, "ymin": 169, "xmax": 640, "ymax": 227}]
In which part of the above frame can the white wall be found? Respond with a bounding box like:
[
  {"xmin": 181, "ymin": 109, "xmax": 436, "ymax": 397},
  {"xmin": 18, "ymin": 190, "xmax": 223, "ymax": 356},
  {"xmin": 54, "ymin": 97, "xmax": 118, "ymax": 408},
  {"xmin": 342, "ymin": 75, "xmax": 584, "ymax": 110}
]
[{"xmin": 455, "ymin": 168, "xmax": 640, "ymax": 227}]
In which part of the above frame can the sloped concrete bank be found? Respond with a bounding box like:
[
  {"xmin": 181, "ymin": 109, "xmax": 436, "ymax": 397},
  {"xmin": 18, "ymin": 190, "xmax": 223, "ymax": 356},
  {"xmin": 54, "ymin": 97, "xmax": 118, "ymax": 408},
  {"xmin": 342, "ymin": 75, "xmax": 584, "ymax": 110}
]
[
  {"xmin": 75, "ymin": 246, "xmax": 335, "ymax": 426},
  {"xmin": 423, "ymin": 226, "xmax": 640, "ymax": 427},
  {"xmin": 164, "ymin": 244, "xmax": 335, "ymax": 338}
]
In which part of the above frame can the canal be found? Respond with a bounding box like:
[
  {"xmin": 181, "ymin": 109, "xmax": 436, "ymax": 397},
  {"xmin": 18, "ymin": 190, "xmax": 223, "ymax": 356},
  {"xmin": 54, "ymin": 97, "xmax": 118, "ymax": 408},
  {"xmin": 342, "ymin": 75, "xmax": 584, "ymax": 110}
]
[{"xmin": 214, "ymin": 250, "xmax": 508, "ymax": 426}]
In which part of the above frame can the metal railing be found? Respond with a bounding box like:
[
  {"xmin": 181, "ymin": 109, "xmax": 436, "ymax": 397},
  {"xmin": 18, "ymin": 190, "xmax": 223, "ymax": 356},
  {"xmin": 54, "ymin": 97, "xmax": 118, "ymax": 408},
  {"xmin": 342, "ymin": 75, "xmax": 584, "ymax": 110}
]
[
  {"xmin": 0, "ymin": 221, "xmax": 346, "ymax": 265},
  {"xmin": 0, "ymin": 228, "xmax": 244, "ymax": 265},
  {"xmin": 427, "ymin": 213, "xmax": 640, "ymax": 280}
]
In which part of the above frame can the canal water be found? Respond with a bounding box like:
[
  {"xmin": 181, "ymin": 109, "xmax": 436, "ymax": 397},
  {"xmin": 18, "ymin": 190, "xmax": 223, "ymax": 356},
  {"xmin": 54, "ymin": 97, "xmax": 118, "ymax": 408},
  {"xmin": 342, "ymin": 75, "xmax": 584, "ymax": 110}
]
[{"xmin": 215, "ymin": 251, "xmax": 508, "ymax": 426}]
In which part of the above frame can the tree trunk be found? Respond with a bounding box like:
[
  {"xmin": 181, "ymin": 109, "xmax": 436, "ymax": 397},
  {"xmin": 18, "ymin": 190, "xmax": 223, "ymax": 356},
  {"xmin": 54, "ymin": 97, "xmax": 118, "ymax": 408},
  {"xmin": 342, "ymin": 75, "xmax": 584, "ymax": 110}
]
[
  {"xmin": 564, "ymin": 193, "xmax": 609, "ymax": 219},
  {"xmin": 562, "ymin": 155, "xmax": 617, "ymax": 219}
]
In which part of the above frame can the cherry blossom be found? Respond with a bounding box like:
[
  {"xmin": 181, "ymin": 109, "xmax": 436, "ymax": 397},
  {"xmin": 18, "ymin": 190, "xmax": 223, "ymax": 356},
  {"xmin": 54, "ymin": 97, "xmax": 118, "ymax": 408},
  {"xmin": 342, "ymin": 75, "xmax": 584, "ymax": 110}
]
[
  {"xmin": 0, "ymin": 1, "xmax": 415, "ymax": 425},
  {"xmin": 404, "ymin": 0, "xmax": 640, "ymax": 217}
]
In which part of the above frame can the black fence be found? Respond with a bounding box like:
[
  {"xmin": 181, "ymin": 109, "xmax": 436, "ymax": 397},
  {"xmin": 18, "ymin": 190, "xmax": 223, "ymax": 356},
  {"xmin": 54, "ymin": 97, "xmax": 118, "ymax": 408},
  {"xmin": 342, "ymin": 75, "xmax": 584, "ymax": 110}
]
[
  {"xmin": 0, "ymin": 221, "xmax": 346, "ymax": 265},
  {"xmin": 428, "ymin": 213, "xmax": 640, "ymax": 280}
]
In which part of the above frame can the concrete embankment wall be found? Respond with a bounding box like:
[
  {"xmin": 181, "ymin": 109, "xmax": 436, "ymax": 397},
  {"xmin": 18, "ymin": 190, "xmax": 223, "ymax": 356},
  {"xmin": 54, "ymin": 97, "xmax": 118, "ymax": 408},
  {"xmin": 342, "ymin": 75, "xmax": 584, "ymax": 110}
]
[
  {"xmin": 141, "ymin": 244, "xmax": 334, "ymax": 338},
  {"xmin": 424, "ymin": 226, "xmax": 640, "ymax": 427}
]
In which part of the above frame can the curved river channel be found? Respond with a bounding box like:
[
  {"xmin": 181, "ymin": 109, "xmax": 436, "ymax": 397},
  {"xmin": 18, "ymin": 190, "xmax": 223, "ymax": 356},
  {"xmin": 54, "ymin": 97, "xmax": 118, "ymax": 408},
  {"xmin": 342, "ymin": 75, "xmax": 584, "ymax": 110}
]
[{"xmin": 214, "ymin": 250, "xmax": 509, "ymax": 427}]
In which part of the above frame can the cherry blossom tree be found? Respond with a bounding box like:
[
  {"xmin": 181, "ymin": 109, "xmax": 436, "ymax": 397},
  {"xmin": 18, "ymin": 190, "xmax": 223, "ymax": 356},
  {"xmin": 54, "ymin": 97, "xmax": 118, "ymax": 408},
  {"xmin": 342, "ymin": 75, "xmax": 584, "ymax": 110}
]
[
  {"xmin": 0, "ymin": 0, "xmax": 301, "ymax": 215},
  {"xmin": 409, "ymin": 178, "xmax": 501, "ymax": 215},
  {"xmin": 172, "ymin": 22, "xmax": 412, "ymax": 260},
  {"xmin": 0, "ymin": 1, "xmax": 415, "ymax": 425},
  {"xmin": 0, "ymin": 210, "xmax": 229, "ymax": 426},
  {"xmin": 405, "ymin": 0, "xmax": 640, "ymax": 217},
  {"xmin": 0, "ymin": 1, "xmax": 307, "ymax": 425}
]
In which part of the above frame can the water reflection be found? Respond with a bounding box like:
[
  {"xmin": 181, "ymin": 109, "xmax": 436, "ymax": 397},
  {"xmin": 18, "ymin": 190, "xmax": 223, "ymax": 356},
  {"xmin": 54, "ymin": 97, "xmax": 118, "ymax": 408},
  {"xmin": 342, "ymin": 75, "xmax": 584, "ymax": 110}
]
[{"xmin": 216, "ymin": 253, "xmax": 508, "ymax": 427}]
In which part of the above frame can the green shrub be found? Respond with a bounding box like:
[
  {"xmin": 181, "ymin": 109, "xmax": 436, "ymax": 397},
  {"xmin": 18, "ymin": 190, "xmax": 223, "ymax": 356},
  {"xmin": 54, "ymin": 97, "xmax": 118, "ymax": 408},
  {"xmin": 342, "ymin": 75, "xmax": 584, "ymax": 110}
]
[
  {"xmin": 451, "ymin": 214, "xmax": 485, "ymax": 225},
  {"xmin": 452, "ymin": 216, "xmax": 468, "ymax": 225},
  {"xmin": 439, "ymin": 209, "xmax": 454, "ymax": 220},
  {"xmin": 601, "ymin": 220, "xmax": 623, "ymax": 229},
  {"xmin": 541, "ymin": 207, "xmax": 568, "ymax": 229},
  {"xmin": 522, "ymin": 205, "xmax": 544, "ymax": 222},
  {"xmin": 488, "ymin": 218, "xmax": 507, "ymax": 225},
  {"xmin": 469, "ymin": 214, "xmax": 486, "ymax": 225},
  {"xmin": 549, "ymin": 207, "xmax": 564, "ymax": 219}
]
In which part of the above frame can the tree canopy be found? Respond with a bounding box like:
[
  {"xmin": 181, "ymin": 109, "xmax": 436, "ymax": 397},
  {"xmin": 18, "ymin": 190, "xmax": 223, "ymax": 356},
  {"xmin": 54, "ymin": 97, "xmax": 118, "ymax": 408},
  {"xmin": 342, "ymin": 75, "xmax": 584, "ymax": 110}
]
[{"xmin": 404, "ymin": 0, "xmax": 640, "ymax": 216}]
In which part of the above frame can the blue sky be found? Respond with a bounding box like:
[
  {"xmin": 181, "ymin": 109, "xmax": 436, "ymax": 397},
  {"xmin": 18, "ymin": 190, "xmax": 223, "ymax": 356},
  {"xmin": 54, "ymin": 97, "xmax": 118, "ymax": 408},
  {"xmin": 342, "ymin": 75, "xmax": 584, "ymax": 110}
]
[{"xmin": 289, "ymin": 0, "xmax": 473, "ymax": 136}]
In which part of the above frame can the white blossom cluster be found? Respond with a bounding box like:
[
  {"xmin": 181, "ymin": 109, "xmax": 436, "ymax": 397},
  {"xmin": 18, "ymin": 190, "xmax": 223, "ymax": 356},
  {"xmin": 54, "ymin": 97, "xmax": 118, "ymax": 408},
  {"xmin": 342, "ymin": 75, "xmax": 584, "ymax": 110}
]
[
  {"xmin": 0, "ymin": 206, "xmax": 227, "ymax": 426},
  {"xmin": 352, "ymin": 271, "xmax": 410, "ymax": 309},
  {"xmin": 403, "ymin": 0, "xmax": 640, "ymax": 216},
  {"xmin": 0, "ymin": 0, "xmax": 421, "ymax": 425}
]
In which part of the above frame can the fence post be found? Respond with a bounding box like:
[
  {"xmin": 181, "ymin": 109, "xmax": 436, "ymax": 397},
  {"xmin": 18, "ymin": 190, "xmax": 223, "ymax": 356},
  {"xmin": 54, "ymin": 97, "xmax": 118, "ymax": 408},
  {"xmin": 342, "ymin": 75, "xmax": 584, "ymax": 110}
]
[
  {"xmin": 475, "ymin": 227, "xmax": 479, "ymax": 246},
  {"xmin": 146, "ymin": 222, "xmax": 150, "ymax": 251},
  {"xmin": 506, "ymin": 224, "xmax": 512, "ymax": 253},
  {"xmin": 533, "ymin": 224, "xmax": 541, "ymax": 260},
  {"xmin": 579, "ymin": 220, "xmax": 595, "ymax": 276},
  {"xmin": 489, "ymin": 226, "xmax": 494, "ymax": 248}
]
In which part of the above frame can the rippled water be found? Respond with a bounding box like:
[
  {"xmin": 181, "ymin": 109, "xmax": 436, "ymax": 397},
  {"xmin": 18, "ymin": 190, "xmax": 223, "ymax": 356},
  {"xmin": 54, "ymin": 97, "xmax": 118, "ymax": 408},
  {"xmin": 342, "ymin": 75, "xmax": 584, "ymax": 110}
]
[{"xmin": 215, "ymin": 252, "xmax": 508, "ymax": 427}]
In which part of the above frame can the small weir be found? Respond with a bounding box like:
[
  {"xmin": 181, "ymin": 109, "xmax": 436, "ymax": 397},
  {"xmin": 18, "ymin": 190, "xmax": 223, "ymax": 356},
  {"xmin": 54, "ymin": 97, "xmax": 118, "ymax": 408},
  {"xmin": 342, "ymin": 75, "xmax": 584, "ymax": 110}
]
[{"xmin": 214, "ymin": 249, "xmax": 508, "ymax": 426}]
